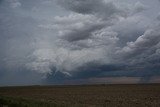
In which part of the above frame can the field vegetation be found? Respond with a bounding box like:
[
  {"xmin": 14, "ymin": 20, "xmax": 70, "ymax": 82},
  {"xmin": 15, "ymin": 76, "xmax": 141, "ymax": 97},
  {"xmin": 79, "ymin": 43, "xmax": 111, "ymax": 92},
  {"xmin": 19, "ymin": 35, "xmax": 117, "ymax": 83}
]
[{"xmin": 0, "ymin": 84, "xmax": 160, "ymax": 107}]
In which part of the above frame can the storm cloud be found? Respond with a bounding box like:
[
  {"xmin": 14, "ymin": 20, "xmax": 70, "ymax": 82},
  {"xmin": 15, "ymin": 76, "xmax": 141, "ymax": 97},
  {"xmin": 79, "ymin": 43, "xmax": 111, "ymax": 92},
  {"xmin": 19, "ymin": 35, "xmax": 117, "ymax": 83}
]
[{"xmin": 0, "ymin": 0, "xmax": 160, "ymax": 85}]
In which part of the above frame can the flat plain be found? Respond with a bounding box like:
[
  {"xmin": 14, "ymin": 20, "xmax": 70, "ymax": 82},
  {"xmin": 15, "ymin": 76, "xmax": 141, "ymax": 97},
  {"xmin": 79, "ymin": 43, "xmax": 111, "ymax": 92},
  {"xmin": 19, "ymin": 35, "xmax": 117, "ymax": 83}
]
[{"xmin": 0, "ymin": 84, "xmax": 160, "ymax": 107}]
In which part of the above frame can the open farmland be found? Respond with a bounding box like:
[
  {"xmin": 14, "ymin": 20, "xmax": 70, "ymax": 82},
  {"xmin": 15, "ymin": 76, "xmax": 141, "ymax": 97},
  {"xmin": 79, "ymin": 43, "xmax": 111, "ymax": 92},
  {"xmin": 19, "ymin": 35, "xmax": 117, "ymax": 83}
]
[{"xmin": 0, "ymin": 84, "xmax": 160, "ymax": 107}]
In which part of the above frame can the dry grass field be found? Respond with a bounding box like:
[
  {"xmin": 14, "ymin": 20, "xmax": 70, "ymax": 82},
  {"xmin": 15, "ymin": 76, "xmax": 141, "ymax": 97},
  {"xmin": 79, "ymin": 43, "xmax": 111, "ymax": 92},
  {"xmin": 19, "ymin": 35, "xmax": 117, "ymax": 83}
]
[{"xmin": 0, "ymin": 84, "xmax": 160, "ymax": 107}]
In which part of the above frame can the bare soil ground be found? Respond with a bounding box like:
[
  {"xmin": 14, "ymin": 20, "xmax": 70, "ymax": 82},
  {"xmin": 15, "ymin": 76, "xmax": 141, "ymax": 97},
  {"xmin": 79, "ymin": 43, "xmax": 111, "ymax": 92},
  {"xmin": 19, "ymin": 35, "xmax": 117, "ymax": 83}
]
[{"xmin": 0, "ymin": 84, "xmax": 160, "ymax": 107}]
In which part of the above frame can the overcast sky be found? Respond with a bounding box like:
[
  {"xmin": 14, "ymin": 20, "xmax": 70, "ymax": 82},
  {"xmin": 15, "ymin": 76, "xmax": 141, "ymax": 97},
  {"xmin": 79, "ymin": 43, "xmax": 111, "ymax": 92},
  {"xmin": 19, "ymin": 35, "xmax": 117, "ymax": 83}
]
[{"xmin": 0, "ymin": 0, "xmax": 160, "ymax": 86}]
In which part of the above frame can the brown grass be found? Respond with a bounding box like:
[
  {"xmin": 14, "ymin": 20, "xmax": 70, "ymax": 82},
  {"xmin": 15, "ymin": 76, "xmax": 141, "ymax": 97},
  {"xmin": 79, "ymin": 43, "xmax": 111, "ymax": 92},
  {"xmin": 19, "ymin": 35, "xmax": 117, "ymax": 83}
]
[{"xmin": 0, "ymin": 84, "xmax": 160, "ymax": 107}]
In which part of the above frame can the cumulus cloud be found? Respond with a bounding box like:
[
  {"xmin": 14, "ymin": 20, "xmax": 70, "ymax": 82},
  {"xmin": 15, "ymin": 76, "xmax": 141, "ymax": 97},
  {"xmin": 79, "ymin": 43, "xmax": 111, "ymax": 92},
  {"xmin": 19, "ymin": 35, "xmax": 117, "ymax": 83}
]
[
  {"xmin": 133, "ymin": 1, "xmax": 147, "ymax": 13},
  {"xmin": 0, "ymin": 0, "xmax": 160, "ymax": 85},
  {"xmin": 57, "ymin": 0, "xmax": 126, "ymax": 19},
  {"xmin": 116, "ymin": 25, "xmax": 160, "ymax": 59}
]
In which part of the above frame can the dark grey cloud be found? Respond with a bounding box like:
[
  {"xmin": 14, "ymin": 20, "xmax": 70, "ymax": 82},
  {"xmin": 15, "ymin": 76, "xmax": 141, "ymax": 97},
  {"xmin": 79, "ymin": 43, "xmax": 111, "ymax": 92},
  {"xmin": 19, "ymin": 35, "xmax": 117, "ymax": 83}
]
[
  {"xmin": 58, "ymin": 0, "xmax": 115, "ymax": 14},
  {"xmin": 116, "ymin": 24, "xmax": 160, "ymax": 59},
  {"xmin": 0, "ymin": 0, "xmax": 160, "ymax": 85},
  {"xmin": 57, "ymin": 0, "xmax": 104, "ymax": 14},
  {"xmin": 57, "ymin": 0, "xmax": 126, "ymax": 20},
  {"xmin": 60, "ymin": 20, "xmax": 105, "ymax": 42}
]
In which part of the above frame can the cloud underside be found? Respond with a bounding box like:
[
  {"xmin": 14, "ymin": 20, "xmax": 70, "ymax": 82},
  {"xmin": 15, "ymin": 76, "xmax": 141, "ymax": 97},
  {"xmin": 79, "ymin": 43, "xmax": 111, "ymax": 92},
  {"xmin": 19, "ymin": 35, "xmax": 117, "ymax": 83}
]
[{"xmin": 0, "ymin": 0, "xmax": 160, "ymax": 85}]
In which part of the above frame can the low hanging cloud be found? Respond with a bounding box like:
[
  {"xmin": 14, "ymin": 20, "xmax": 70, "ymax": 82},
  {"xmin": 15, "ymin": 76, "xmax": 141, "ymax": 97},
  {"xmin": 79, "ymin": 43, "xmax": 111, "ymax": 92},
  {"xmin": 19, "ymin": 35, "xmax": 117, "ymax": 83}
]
[
  {"xmin": 116, "ymin": 24, "xmax": 160, "ymax": 60},
  {"xmin": 0, "ymin": 0, "xmax": 160, "ymax": 85},
  {"xmin": 57, "ymin": 0, "xmax": 121, "ymax": 16}
]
